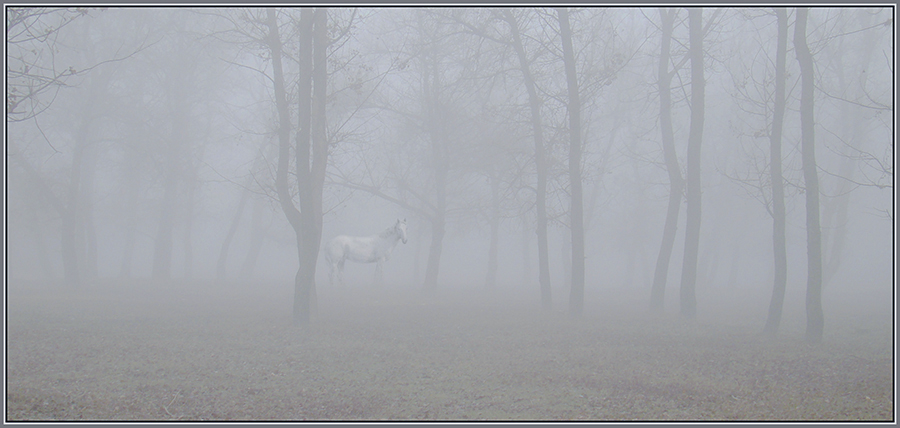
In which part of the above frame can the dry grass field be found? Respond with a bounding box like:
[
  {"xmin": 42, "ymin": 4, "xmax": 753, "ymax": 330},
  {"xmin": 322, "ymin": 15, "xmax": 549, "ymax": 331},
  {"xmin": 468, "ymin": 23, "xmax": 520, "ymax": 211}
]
[{"xmin": 5, "ymin": 278, "xmax": 894, "ymax": 422}]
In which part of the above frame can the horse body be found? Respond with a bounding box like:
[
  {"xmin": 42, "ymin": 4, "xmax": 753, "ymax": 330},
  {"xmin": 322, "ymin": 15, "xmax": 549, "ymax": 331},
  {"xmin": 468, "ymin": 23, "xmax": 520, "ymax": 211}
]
[{"xmin": 325, "ymin": 219, "xmax": 408, "ymax": 286}]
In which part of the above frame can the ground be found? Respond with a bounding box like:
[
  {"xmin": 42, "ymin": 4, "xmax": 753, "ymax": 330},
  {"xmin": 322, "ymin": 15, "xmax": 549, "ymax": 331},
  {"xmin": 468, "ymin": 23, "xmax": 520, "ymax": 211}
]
[{"xmin": 5, "ymin": 279, "xmax": 895, "ymax": 422}]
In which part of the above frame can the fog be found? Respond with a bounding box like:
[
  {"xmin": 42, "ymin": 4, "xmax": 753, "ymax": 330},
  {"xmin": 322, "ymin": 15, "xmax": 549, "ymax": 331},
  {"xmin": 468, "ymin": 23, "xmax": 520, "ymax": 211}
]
[
  {"xmin": 4, "ymin": 7, "xmax": 895, "ymax": 420},
  {"xmin": 4, "ymin": 6, "xmax": 896, "ymax": 420}
]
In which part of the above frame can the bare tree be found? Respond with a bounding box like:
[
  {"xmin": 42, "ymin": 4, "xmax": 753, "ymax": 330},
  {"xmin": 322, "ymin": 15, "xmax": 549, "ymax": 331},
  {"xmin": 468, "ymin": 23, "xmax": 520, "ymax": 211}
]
[
  {"xmin": 500, "ymin": 8, "xmax": 553, "ymax": 309},
  {"xmin": 7, "ymin": 7, "xmax": 92, "ymax": 122},
  {"xmin": 556, "ymin": 7, "xmax": 586, "ymax": 316},
  {"xmin": 265, "ymin": 7, "xmax": 331, "ymax": 326},
  {"xmin": 148, "ymin": 12, "xmax": 212, "ymax": 280},
  {"xmin": 794, "ymin": 7, "xmax": 824, "ymax": 343},
  {"xmin": 762, "ymin": 8, "xmax": 790, "ymax": 336},
  {"xmin": 679, "ymin": 7, "xmax": 706, "ymax": 320},
  {"xmin": 649, "ymin": 7, "xmax": 683, "ymax": 313}
]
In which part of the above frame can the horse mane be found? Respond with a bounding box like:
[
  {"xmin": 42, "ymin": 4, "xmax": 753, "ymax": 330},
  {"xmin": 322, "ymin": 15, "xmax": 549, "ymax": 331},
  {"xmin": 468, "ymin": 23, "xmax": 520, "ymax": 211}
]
[{"xmin": 379, "ymin": 226, "xmax": 397, "ymax": 239}]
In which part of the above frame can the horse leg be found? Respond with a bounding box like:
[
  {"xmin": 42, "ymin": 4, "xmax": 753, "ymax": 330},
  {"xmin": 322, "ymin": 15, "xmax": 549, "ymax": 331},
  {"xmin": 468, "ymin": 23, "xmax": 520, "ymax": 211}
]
[{"xmin": 374, "ymin": 260, "xmax": 384, "ymax": 286}]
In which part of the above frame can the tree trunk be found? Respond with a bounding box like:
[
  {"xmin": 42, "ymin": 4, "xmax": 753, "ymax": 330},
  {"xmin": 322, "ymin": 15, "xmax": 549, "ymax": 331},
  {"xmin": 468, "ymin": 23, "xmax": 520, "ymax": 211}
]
[
  {"xmin": 679, "ymin": 7, "xmax": 705, "ymax": 320},
  {"xmin": 151, "ymin": 165, "xmax": 178, "ymax": 280},
  {"xmin": 557, "ymin": 7, "xmax": 585, "ymax": 316},
  {"xmin": 181, "ymin": 168, "xmax": 196, "ymax": 280},
  {"xmin": 423, "ymin": 214, "xmax": 445, "ymax": 290},
  {"xmin": 561, "ymin": 230, "xmax": 572, "ymax": 292},
  {"xmin": 290, "ymin": 6, "xmax": 326, "ymax": 326},
  {"xmin": 821, "ymin": 12, "xmax": 874, "ymax": 290},
  {"xmin": 794, "ymin": 7, "xmax": 824, "ymax": 343},
  {"xmin": 9, "ymin": 143, "xmax": 75, "ymax": 285},
  {"xmin": 502, "ymin": 9, "xmax": 551, "ymax": 310},
  {"xmin": 268, "ymin": 7, "xmax": 305, "ymax": 324},
  {"xmin": 413, "ymin": 220, "xmax": 424, "ymax": 284},
  {"xmin": 23, "ymin": 191, "xmax": 55, "ymax": 278},
  {"xmin": 240, "ymin": 195, "xmax": 267, "ymax": 280},
  {"xmin": 118, "ymin": 164, "xmax": 139, "ymax": 278},
  {"xmin": 650, "ymin": 8, "xmax": 683, "ymax": 313},
  {"xmin": 521, "ymin": 217, "xmax": 533, "ymax": 287},
  {"xmin": 62, "ymin": 138, "xmax": 84, "ymax": 286},
  {"xmin": 485, "ymin": 171, "xmax": 500, "ymax": 288},
  {"xmin": 763, "ymin": 7, "xmax": 789, "ymax": 336},
  {"xmin": 296, "ymin": 6, "xmax": 329, "ymax": 323},
  {"xmin": 217, "ymin": 186, "xmax": 250, "ymax": 281},
  {"xmin": 421, "ymin": 29, "xmax": 449, "ymax": 292},
  {"xmin": 79, "ymin": 140, "xmax": 99, "ymax": 279}
]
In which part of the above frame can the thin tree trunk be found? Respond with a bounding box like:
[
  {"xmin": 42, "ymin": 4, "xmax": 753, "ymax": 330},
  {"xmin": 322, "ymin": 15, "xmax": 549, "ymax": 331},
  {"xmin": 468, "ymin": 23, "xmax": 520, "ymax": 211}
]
[
  {"xmin": 521, "ymin": 217, "xmax": 533, "ymax": 287},
  {"xmin": 80, "ymin": 141, "xmax": 99, "ymax": 279},
  {"xmin": 502, "ymin": 9, "xmax": 551, "ymax": 310},
  {"xmin": 62, "ymin": 143, "xmax": 84, "ymax": 287},
  {"xmin": 679, "ymin": 7, "xmax": 705, "ymax": 320},
  {"xmin": 763, "ymin": 7, "xmax": 789, "ymax": 336},
  {"xmin": 240, "ymin": 195, "xmax": 267, "ymax": 280},
  {"xmin": 557, "ymin": 7, "xmax": 585, "ymax": 316},
  {"xmin": 151, "ymin": 165, "xmax": 177, "ymax": 280},
  {"xmin": 423, "ymin": 214, "xmax": 445, "ymax": 290},
  {"xmin": 485, "ymin": 171, "xmax": 500, "ymax": 288},
  {"xmin": 181, "ymin": 168, "xmax": 196, "ymax": 280},
  {"xmin": 422, "ymin": 30, "xmax": 449, "ymax": 292},
  {"xmin": 118, "ymin": 147, "xmax": 141, "ymax": 278},
  {"xmin": 413, "ymin": 220, "xmax": 424, "ymax": 284},
  {"xmin": 794, "ymin": 7, "xmax": 824, "ymax": 343},
  {"xmin": 562, "ymin": 230, "xmax": 572, "ymax": 291},
  {"xmin": 821, "ymin": 13, "xmax": 873, "ymax": 290},
  {"xmin": 650, "ymin": 8, "xmax": 683, "ymax": 313},
  {"xmin": 217, "ymin": 186, "xmax": 250, "ymax": 281}
]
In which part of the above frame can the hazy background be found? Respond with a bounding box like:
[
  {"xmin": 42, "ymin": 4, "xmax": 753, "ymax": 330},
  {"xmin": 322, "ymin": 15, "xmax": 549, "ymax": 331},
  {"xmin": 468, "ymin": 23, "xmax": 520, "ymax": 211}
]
[{"xmin": 6, "ymin": 7, "xmax": 894, "ymax": 330}]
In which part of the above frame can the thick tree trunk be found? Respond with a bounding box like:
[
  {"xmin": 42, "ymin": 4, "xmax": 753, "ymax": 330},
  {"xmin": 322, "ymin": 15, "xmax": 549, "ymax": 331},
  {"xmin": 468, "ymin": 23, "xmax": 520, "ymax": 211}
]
[
  {"xmin": 794, "ymin": 7, "xmax": 824, "ymax": 343},
  {"xmin": 9, "ymin": 144, "xmax": 75, "ymax": 285},
  {"xmin": 502, "ymin": 9, "xmax": 552, "ymax": 309},
  {"xmin": 763, "ymin": 7, "xmax": 789, "ymax": 336},
  {"xmin": 650, "ymin": 8, "xmax": 683, "ymax": 313},
  {"xmin": 291, "ymin": 7, "xmax": 324, "ymax": 326},
  {"xmin": 557, "ymin": 7, "xmax": 585, "ymax": 316},
  {"xmin": 679, "ymin": 7, "xmax": 705, "ymax": 320},
  {"xmin": 296, "ymin": 6, "xmax": 329, "ymax": 323},
  {"xmin": 23, "ymin": 192, "xmax": 55, "ymax": 278},
  {"xmin": 268, "ymin": 7, "xmax": 305, "ymax": 325}
]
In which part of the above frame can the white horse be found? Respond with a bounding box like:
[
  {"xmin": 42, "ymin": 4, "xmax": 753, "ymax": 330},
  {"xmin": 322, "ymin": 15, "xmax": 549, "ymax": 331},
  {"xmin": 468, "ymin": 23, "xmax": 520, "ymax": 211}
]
[{"xmin": 324, "ymin": 219, "xmax": 408, "ymax": 286}]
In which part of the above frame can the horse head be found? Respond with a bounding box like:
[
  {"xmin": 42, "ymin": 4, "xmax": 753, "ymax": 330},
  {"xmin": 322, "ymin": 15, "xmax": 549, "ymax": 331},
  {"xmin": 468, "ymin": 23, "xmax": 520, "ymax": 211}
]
[{"xmin": 395, "ymin": 218, "xmax": 408, "ymax": 244}]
